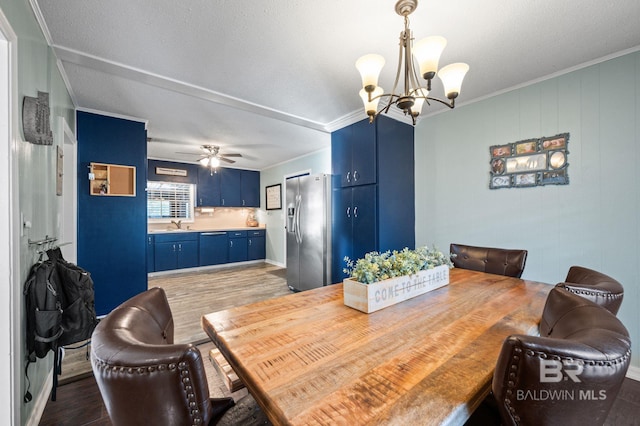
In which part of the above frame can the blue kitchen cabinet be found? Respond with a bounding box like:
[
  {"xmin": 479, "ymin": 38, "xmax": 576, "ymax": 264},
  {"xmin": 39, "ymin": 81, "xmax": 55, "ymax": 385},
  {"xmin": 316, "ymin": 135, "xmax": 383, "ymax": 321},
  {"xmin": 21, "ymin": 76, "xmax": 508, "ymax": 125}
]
[
  {"xmin": 247, "ymin": 229, "xmax": 266, "ymax": 260},
  {"xmin": 197, "ymin": 167, "xmax": 221, "ymax": 207},
  {"xmin": 331, "ymin": 116, "xmax": 415, "ymax": 283},
  {"xmin": 220, "ymin": 168, "xmax": 242, "ymax": 206},
  {"xmin": 331, "ymin": 118, "xmax": 376, "ymax": 188},
  {"xmin": 240, "ymin": 170, "xmax": 260, "ymax": 207},
  {"xmin": 154, "ymin": 233, "xmax": 199, "ymax": 271},
  {"xmin": 228, "ymin": 231, "xmax": 248, "ymax": 262},
  {"xmin": 332, "ymin": 185, "xmax": 377, "ymax": 282},
  {"xmin": 199, "ymin": 231, "xmax": 228, "ymax": 265},
  {"xmin": 147, "ymin": 234, "xmax": 155, "ymax": 272}
]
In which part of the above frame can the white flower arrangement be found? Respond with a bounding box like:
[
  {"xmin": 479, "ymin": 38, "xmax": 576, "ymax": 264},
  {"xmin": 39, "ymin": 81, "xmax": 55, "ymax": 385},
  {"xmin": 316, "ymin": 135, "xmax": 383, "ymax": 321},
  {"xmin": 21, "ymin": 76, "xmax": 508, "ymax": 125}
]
[{"xmin": 343, "ymin": 246, "xmax": 454, "ymax": 284}]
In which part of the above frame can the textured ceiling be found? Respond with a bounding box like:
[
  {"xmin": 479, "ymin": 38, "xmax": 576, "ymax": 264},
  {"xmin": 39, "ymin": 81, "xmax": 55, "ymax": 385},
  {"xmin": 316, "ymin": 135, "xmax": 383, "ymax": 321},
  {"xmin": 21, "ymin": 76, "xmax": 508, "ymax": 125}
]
[{"xmin": 33, "ymin": 0, "xmax": 640, "ymax": 170}]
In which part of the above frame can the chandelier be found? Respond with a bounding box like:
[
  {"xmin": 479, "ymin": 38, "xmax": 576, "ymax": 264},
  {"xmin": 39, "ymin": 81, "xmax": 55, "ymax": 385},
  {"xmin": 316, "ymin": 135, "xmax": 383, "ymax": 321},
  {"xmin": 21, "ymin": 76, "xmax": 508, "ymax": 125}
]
[{"xmin": 356, "ymin": 0, "xmax": 469, "ymax": 125}]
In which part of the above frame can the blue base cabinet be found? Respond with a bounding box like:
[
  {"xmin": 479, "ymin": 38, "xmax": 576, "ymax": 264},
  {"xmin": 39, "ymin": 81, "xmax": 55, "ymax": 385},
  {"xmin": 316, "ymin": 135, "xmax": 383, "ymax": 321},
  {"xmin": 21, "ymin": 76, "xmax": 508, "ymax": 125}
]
[
  {"xmin": 154, "ymin": 233, "xmax": 199, "ymax": 272},
  {"xmin": 228, "ymin": 231, "xmax": 248, "ymax": 262},
  {"xmin": 248, "ymin": 229, "xmax": 266, "ymax": 260},
  {"xmin": 331, "ymin": 116, "xmax": 415, "ymax": 283},
  {"xmin": 147, "ymin": 235, "xmax": 155, "ymax": 272}
]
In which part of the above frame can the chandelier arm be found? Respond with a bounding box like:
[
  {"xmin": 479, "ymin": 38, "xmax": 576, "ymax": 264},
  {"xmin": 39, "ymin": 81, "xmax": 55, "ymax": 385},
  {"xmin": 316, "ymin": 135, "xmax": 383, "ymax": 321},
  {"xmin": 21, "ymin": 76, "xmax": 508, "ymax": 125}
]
[{"xmin": 425, "ymin": 96, "xmax": 455, "ymax": 109}]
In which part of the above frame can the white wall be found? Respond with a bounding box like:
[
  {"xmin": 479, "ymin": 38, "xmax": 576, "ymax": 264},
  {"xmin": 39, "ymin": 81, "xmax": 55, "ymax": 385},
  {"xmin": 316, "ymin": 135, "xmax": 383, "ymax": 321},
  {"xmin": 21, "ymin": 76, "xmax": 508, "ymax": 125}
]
[
  {"xmin": 259, "ymin": 148, "xmax": 331, "ymax": 266},
  {"xmin": 415, "ymin": 51, "xmax": 640, "ymax": 368}
]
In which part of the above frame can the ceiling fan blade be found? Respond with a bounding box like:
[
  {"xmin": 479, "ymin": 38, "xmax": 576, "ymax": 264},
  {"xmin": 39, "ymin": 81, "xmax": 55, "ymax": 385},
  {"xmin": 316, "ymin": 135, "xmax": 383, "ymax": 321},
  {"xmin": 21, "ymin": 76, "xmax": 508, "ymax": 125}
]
[
  {"xmin": 219, "ymin": 157, "xmax": 236, "ymax": 164},
  {"xmin": 220, "ymin": 153, "xmax": 242, "ymax": 157},
  {"xmin": 175, "ymin": 151, "xmax": 202, "ymax": 155}
]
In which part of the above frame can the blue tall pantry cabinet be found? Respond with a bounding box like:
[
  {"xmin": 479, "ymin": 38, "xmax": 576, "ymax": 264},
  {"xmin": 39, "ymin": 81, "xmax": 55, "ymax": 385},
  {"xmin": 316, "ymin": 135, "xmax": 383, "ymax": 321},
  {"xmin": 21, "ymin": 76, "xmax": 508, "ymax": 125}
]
[{"xmin": 331, "ymin": 116, "xmax": 415, "ymax": 283}]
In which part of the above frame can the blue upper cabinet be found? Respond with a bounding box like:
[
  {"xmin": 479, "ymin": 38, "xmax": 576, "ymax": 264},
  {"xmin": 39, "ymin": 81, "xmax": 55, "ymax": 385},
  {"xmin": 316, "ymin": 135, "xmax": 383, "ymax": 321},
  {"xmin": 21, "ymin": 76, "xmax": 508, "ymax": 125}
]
[
  {"xmin": 220, "ymin": 168, "xmax": 242, "ymax": 206},
  {"xmin": 197, "ymin": 167, "xmax": 221, "ymax": 207},
  {"xmin": 240, "ymin": 170, "xmax": 260, "ymax": 207},
  {"xmin": 331, "ymin": 119, "xmax": 376, "ymax": 187}
]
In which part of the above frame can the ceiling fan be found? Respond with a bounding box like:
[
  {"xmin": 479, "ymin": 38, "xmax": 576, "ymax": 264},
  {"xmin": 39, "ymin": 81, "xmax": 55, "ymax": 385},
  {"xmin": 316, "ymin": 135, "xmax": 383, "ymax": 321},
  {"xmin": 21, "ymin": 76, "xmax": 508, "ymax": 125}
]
[{"xmin": 176, "ymin": 145, "xmax": 242, "ymax": 167}]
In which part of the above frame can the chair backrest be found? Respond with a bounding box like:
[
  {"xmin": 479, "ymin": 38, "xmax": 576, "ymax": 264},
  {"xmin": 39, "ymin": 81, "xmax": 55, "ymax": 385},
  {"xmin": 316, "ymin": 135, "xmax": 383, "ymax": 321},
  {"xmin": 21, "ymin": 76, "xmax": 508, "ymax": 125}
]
[
  {"xmin": 557, "ymin": 265, "xmax": 624, "ymax": 315},
  {"xmin": 493, "ymin": 287, "xmax": 631, "ymax": 426},
  {"xmin": 91, "ymin": 287, "xmax": 215, "ymax": 426},
  {"xmin": 449, "ymin": 243, "xmax": 528, "ymax": 278}
]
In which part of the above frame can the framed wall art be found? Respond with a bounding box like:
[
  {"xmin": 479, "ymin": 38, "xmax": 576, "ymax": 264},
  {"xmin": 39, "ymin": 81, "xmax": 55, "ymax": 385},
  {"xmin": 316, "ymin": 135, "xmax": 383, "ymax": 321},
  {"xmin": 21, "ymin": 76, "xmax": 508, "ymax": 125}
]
[
  {"xmin": 266, "ymin": 183, "xmax": 282, "ymax": 210},
  {"xmin": 489, "ymin": 133, "xmax": 569, "ymax": 189}
]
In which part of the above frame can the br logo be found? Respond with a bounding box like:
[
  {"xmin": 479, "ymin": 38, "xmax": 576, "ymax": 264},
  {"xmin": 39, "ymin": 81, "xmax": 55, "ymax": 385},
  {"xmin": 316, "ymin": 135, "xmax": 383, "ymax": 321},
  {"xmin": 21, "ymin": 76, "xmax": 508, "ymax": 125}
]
[{"xmin": 539, "ymin": 359, "xmax": 583, "ymax": 383}]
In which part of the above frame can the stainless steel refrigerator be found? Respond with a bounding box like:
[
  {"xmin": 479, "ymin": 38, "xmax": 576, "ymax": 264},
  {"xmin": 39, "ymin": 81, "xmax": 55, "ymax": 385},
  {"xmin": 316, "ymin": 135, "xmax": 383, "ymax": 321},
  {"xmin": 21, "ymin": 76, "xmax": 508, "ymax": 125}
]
[{"xmin": 286, "ymin": 173, "xmax": 331, "ymax": 292}]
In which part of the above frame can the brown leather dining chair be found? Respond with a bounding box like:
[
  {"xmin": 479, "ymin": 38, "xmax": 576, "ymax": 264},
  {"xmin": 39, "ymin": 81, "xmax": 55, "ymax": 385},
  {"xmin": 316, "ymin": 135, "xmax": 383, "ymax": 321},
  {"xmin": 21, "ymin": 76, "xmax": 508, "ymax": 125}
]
[
  {"xmin": 492, "ymin": 286, "xmax": 631, "ymax": 425},
  {"xmin": 556, "ymin": 265, "xmax": 624, "ymax": 315},
  {"xmin": 449, "ymin": 243, "xmax": 528, "ymax": 278},
  {"xmin": 91, "ymin": 287, "xmax": 235, "ymax": 426}
]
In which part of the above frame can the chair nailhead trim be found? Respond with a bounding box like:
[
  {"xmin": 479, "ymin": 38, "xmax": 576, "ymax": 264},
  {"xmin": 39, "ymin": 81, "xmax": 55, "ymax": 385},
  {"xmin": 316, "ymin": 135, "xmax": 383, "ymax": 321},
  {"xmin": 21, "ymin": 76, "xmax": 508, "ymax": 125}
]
[{"xmin": 91, "ymin": 357, "xmax": 206, "ymax": 426}]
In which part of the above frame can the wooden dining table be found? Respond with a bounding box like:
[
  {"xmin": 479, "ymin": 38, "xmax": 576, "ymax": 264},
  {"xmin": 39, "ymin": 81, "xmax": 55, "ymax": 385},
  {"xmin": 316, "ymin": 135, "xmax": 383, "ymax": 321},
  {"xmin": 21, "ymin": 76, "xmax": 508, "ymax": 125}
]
[{"xmin": 201, "ymin": 268, "xmax": 552, "ymax": 425}]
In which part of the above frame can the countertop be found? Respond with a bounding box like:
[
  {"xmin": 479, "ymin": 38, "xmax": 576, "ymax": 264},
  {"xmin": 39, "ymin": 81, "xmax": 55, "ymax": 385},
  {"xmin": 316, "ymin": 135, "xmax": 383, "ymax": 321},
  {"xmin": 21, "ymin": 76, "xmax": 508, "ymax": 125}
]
[{"xmin": 148, "ymin": 226, "xmax": 266, "ymax": 234}]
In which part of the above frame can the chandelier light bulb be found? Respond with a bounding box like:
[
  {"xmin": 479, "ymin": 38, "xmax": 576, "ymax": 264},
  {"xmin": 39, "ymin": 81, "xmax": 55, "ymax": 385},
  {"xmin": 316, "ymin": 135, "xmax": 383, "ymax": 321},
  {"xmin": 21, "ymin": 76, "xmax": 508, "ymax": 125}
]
[
  {"xmin": 356, "ymin": 54, "xmax": 385, "ymax": 91},
  {"xmin": 209, "ymin": 157, "xmax": 220, "ymax": 168},
  {"xmin": 438, "ymin": 63, "xmax": 469, "ymax": 99},
  {"xmin": 199, "ymin": 157, "xmax": 210, "ymax": 167},
  {"xmin": 359, "ymin": 86, "xmax": 384, "ymax": 117},
  {"xmin": 413, "ymin": 36, "xmax": 447, "ymax": 80},
  {"xmin": 411, "ymin": 88, "xmax": 429, "ymax": 116}
]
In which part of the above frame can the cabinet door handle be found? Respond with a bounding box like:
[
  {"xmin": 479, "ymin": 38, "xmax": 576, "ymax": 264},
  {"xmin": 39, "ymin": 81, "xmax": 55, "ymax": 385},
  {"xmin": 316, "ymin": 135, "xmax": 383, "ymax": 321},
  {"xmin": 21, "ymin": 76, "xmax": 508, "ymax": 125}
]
[
  {"xmin": 172, "ymin": 244, "xmax": 176, "ymax": 252},
  {"xmin": 242, "ymin": 200, "xmax": 246, "ymax": 206},
  {"xmin": 249, "ymin": 239, "xmax": 252, "ymax": 246},
  {"xmin": 178, "ymin": 243, "xmax": 182, "ymax": 251},
  {"xmin": 222, "ymin": 198, "xmax": 225, "ymax": 206},
  {"xmin": 346, "ymin": 171, "xmax": 351, "ymax": 182},
  {"xmin": 346, "ymin": 207, "xmax": 351, "ymax": 218},
  {"xmin": 199, "ymin": 198, "xmax": 202, "ymax": 205},
  {"xmin": 353, "ymin": 170, "xmax": 359, "ymax": 181},
  {"xmin": 230, "ymin": 240, "xmax": 233, "ymax": 247},
  {"xmin": 354, "ymin": 206, "xmax": 358, "ymax": 217}
]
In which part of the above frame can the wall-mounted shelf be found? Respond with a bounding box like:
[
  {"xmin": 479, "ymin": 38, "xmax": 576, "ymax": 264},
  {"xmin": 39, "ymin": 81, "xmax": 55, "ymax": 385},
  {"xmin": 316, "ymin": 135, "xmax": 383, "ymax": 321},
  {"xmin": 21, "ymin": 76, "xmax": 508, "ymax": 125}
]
[{"xmin": 90, "ymin": 162, "xmax": 136, "ymax": 196}]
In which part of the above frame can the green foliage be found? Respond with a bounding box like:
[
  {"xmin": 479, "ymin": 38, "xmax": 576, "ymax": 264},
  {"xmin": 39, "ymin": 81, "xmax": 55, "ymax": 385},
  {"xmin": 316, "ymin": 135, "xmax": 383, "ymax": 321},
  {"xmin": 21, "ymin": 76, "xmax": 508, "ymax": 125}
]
[{"xmin": 343, "ymin": 246, "xmax": 454, "ymax": 284}]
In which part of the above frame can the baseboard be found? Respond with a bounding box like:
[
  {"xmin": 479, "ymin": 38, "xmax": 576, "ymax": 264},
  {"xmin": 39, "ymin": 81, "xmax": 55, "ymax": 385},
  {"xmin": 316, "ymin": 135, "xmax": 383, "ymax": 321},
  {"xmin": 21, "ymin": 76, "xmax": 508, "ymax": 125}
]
[
  {"xmin": 264, "ymin": 258, "xmax": 285, "ymax": 268},
  {"xmin": 627, "ymin": 366, "xmax": 640, "ymax": 382},
  {"xmin": 148, "ymin": 259, "xmax": 265, "ymax": 278},
  {"xmin": 25, "ymin": 368, "xmax": 53, "ymax": 426}
]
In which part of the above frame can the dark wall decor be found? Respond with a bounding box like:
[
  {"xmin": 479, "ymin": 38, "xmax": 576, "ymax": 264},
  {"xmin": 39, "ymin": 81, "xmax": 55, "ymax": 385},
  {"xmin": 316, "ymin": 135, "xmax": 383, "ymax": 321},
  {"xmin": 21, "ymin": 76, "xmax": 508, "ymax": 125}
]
[
  {"xmin": 22, "ymin": 91, "xmax": 53, "ymax": 145},
  {"xmin": 489, "ymin": 133, "xmax": 569, "ymax": 189}
]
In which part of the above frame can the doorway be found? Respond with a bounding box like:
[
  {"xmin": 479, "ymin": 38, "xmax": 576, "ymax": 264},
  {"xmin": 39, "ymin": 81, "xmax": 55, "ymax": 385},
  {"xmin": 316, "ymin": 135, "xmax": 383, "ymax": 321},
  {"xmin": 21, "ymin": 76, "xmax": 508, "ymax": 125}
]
[{"xmin": 0, "ymin": 8, "xmax": 19, "ymax": 425}]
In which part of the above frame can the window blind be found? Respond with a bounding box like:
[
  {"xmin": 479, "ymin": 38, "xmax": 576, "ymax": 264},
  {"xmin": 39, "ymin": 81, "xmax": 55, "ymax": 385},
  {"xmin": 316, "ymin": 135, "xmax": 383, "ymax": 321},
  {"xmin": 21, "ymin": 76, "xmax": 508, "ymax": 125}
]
[{"xmin": 147, "ymin": 181, "xmax": 194, "ymax": 220}]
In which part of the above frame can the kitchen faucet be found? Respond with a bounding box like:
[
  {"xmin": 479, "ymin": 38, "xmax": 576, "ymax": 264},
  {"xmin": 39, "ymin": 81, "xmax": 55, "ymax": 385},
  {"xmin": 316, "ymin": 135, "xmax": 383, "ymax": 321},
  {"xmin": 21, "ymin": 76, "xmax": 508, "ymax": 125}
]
[{"xmin": 171, "ymin": 220, "xmax": 182, "ymax": 229}]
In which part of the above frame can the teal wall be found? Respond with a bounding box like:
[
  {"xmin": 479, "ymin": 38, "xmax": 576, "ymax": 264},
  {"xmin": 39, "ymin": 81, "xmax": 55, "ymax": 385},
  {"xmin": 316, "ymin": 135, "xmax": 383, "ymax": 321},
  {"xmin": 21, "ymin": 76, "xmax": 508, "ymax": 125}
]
[
  {"xmin": 259, "ymin": 148, "xmax": 331, "ymax": 266},
  {"xmin": 0, "ymin": 0, "xmax": 76, "ymax": 423},
  {"xmin": 415, "ymin": 51, "xmax": 640, "ymax": 369}
]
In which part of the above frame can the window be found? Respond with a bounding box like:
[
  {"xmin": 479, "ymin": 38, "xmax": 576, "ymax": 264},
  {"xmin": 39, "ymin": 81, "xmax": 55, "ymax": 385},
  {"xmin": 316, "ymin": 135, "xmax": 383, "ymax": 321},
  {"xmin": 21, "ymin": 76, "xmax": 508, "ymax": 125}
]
[{"xmin": 147, "ymin": 181, "xmax": 195, "ymax": 222}]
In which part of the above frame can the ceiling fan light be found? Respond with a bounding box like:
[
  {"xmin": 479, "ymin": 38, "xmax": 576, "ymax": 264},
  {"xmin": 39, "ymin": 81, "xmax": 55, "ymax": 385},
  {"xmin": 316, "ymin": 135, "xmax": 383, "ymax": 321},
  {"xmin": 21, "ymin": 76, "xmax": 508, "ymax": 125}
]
[
  {"xmin": 199, "ymin": 157, "xmax": 210, "ymax": 166},
  {"xmin": 438, "ymin": 62, "xmax": 469, "ymax": 99},
  {"xmin": 413, "ymin": 36, "xmax": 447, "ymax": 80},
  {"xmin": 359, "ymin": 87, "xmax": 384, "ymax": 116},
  {"xmin": 209, "ymin": 157, "xmax": 220, "ymax": 168},
  {"xmin": 356, "ymin": 54, "xmax": 385, "ymax": 91}
]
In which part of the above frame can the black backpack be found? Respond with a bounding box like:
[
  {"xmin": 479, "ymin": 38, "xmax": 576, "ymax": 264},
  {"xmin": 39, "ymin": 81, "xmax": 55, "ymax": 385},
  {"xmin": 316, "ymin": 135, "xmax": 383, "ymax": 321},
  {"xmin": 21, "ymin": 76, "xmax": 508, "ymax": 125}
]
[{"xmin": 24, "ymin": 248, "xmax": 99, "ymax": 402}]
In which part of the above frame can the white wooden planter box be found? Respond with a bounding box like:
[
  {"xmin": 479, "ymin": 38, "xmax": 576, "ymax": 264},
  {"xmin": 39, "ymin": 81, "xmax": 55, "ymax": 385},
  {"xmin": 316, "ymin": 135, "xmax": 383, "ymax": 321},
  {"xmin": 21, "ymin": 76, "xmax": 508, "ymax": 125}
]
[{"xmin": 343, "ymin": 265, "xmax": 450, "ymax": 313}]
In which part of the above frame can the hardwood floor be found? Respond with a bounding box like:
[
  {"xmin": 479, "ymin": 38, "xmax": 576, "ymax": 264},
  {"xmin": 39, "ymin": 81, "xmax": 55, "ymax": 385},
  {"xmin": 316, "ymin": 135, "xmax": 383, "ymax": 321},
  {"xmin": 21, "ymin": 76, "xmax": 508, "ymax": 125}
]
[
  {"xmin": 40, "ymin": 263, "xmax": 640, "ymax": 425},
  {"xmin": 57, "ymin": 262, "xmax": 291, "ymax": 384}
]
